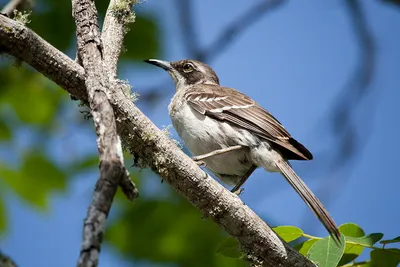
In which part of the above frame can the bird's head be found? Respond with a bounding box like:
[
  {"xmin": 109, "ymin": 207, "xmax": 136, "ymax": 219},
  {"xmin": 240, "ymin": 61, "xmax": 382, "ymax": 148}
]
[{"xmin": 144, "ymin": 59, "xmax": 220, "ymax": 89}]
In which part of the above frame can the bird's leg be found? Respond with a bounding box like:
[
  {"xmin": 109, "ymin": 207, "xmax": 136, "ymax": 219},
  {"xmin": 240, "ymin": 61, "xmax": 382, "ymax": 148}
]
[
  {"xmin": 195, "ymin": 160, "xmax": 206, "ymax": 167},
  {"xmin": 231, "ymin": 165, "xmax": 257, "ymax": 195},
  {"xmin": 192, "ymin": 145, "xmax": 245, "ymax": 163}
]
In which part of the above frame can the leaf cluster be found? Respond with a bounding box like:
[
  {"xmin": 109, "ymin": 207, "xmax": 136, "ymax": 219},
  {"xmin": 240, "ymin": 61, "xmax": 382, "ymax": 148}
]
[{"xmin": 217, "ymin": 223, "xmax": 400, "ymax": 267}]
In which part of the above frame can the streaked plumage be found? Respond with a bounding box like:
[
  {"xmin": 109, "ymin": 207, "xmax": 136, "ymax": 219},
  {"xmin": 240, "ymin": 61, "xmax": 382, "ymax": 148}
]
[{"xmin": 184, "ymin": 84, "xmax": 313, "ymax": 160}]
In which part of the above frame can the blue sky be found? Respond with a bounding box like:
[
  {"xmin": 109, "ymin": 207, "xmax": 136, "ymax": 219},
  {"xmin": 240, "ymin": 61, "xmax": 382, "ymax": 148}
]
[{"xmin": 1, "ymin": 0, "xmax": 400, "ymax": 266}]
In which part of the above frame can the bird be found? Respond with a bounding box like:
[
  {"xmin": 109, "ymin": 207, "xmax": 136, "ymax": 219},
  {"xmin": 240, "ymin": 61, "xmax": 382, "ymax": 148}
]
[{"xmin": 145, "ymin": 58, "xmax": 341, "ymax": 243}]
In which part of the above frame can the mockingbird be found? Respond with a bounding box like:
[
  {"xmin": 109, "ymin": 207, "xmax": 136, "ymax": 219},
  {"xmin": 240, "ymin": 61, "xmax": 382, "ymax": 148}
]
[{"xmin": 145, "ymin": 59, "xmax": 341, "ymax": 243}]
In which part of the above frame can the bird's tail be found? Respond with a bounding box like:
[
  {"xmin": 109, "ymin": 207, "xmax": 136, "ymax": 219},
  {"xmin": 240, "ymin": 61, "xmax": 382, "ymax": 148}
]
[{"xmin": 275, "ymin": 160, "xmax": 341, "ymax": 244}]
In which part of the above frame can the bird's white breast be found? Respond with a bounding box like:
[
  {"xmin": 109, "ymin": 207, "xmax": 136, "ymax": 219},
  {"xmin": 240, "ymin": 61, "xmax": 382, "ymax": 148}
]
[{"xmin": 168, "ymin": 94, "xmax": 255, "ymax": 184}]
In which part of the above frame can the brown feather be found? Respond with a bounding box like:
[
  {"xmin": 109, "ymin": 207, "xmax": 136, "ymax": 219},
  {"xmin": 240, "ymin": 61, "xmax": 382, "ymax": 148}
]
[{"xmin": 185, "ymin": 84, "xmax": 313, "ymax": 161}]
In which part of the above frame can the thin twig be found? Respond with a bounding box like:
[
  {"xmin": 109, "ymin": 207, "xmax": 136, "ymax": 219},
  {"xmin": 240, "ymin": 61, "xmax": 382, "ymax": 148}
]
[
  {"xmin": 301, "ymin": 0, "xmax": 376, "ymax": 234},
  {"xmin": 318, "ymin": 0, "xmax": 376, "ymax": 203},
  {"xmin": 139, "ymin": 0, "xmax": 285, "ymax": 104},
  {"xmin": 197, "ymin": 0, "xmax": 285, "ymax": 62},
  {"xmin": 175, "ymin": 0, "xmax": 199, "ymax": 56}
]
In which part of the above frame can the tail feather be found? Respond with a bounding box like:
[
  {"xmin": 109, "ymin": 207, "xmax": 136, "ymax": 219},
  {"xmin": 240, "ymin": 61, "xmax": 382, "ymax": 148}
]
[{"xmin": 276, "ymin": 160, "xmax": 341, "ymax": 244}]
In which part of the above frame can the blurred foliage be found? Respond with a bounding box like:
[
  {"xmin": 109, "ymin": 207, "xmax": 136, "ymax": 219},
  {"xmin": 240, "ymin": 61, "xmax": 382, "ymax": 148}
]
[
  {"xmin": 0, "ymin": 120, "xmax": 11, "ymax": 140},
  {"xmin": 0, "ymin": 194, "xmax": 5, "ymax": 232},
  {"xmin": 122, "ymin": 15, "xmax": 159, "ymax": 60},
  {"xmin": 0, "ymin": 0, "xmax": 244, "ymax": 266},
  {"xmin": 0, "ymin": 151, "xmax": 67, "ymax": 209},
  {"xmin": 107, "ymin": 196, "xmax": 246, "ymax": 267},
  {"xmin": 0, "ymin": 67, "xmax": 65, "ymax": 126}
]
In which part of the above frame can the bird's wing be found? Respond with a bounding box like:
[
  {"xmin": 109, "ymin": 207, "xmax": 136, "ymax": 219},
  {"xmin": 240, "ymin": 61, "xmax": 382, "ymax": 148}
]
[{"xmin": 185, "ymin": 84, "xmax": 313, "ymax": 160}]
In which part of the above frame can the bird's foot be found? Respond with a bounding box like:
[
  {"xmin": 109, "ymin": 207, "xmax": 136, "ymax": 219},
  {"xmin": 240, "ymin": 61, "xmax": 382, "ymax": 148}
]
[
  {"xmin": 193, "ymin": 159, "xmax": 206, "ymax": 167},
  {"xmin": 232, "ymin": 188, "xmax": 244, "ymax": 196}
]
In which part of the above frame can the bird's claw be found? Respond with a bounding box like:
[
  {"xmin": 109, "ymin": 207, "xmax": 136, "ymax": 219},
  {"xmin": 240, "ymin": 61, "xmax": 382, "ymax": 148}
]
[
  {"xmin": 194, "ymin": 160, "xmax": 206, "ymax": 167},
  {"xmin": 232, "ymin": 188, "xmax": 244, "ymax": 196}
]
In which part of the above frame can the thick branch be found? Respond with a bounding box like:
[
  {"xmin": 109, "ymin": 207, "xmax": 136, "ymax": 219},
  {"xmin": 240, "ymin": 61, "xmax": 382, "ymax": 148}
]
[
  {"xmin": 71, "ymin": 0, "xmax": 137, "ymax": 266},
  {"xmin": 102, "ymin": 0, "xmax": 135, "ymax": 78},
  {"xmin": 0, "ymin": 14, "xmax": 313, "ymax": 267}
]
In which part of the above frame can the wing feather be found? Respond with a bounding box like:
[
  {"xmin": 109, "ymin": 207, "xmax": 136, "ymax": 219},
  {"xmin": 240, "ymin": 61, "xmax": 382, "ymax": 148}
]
[{"xmin": 185, "ymin": 85, "xmax": 313, "ymax": 160}]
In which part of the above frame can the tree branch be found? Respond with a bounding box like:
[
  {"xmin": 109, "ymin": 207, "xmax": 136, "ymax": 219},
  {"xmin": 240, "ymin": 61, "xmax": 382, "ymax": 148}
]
[
  {"xmin": 71, "ymin": 0, "xmax": 137, "ymax": 266},
  {"xmin": 175, "ymin": 0, "xmax": 200, "ymax": 56},
  {"xmin": 102, "ymin": 0, "xmax": 139, "ymax": 202},
  {"xmin": 139, "ymin": 0, "xmax": 285, "ymax": 104},
  {"xmin": 102, "ymin": 0, "xmax": 135, "ymax": 79},
  {"xmin": 0, "ymin": 14, "xmax": 314, "ymax": 267},
  {"xmin": 0, "ymin": 251, "xmax": 18, "ymax": 267},
  {"xmin": 197, "ymin": 0, "xmax": 285, "ymax": 62},
  {"xmin": 0, "ymin": 2, "xmax": 136, "ymax": 203}
]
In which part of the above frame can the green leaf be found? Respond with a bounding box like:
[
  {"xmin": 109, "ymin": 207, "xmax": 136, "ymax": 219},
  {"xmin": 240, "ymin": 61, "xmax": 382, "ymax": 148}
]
[
  {"xmin": 0, "ymin": 120, "xmax": 11, "ymax": 140},
  {"xmin": 340, "ymin": 243, "xmax": 364, "ymax": 265},
  {"xmin": 29, "ymin": 0, "xmax": 75, "ymax": 51},
  {"xmin": 295, "ymin": 239, "xmax": 318, "ymax": 256},
  {"xmin": 346, "ymin": 233, "xmax": 384, "ymax": 246},
  {"xmin": 380, "ymin": 236, "xmax": 400, "ymax": 245},
  {"xmin": 370, "ymin": 249, "xmax": 400, "ymax": 267},
  {"xmin": 0, "ymin": 152, "xmax": 66, "ymax": 209},
  {"xmin": 339, "ymin": 242, "xmax": 364, "ymax": 265},
  {"xmin": 0, "ymin": 193, "xmax": 6, "ymax": 232},
  {"xmin": 68, "ymin": 155, "xmax": 99, "ymax": 175},
  {"xmin": 272, "ymin": 225, "xmax": 303, "ymax": 242},
  {"xmin": 339, "ymin": 222, "xmax": 365, "ymax": 237},
  {"xmin": 338, "ymin": 223, "xmax": 383, "ymax": 265},
  {"xmin": 123, "ymin": 15, "xmax": 160, "ymax": 60},
  {"xmin": 22, "ymin": 153, "xmax": 66, "ymax": 190},
  {"xmin": 216, "ymin": 238, "xmax": 241, "ymax": 258},
  {"xmin": 0, "ymin": 69, "xmax": 64, "ymax": 126},
  {"xmin": 307, "ymin": 235, "xmax": 345, "ymax": 267},
  {"xmin": 338, "ymin": 222, "xmax": 365, "ymax": 265}
]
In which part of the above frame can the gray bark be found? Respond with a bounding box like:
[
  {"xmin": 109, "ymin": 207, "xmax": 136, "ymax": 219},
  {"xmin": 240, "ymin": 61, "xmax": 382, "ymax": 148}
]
[
  {"xmin": 0, "ymin": 8, "xmax": 314, "ymax": 267},
  {"xmin": 72, "ymin": 0, "xmax": 138, "ymax": 266}
]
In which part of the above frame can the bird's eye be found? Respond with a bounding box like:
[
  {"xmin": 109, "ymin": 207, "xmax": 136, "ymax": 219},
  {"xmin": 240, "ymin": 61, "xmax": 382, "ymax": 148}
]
[{"xmin": 183, "ymin": 63, "xmax": 194, "ymax": 73}]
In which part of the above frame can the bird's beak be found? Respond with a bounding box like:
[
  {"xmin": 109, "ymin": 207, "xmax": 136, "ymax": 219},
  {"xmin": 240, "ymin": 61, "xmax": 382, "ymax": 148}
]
[{"xmin": 144, "ymin": 59, "xmax": 172, "ymax": 71}]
